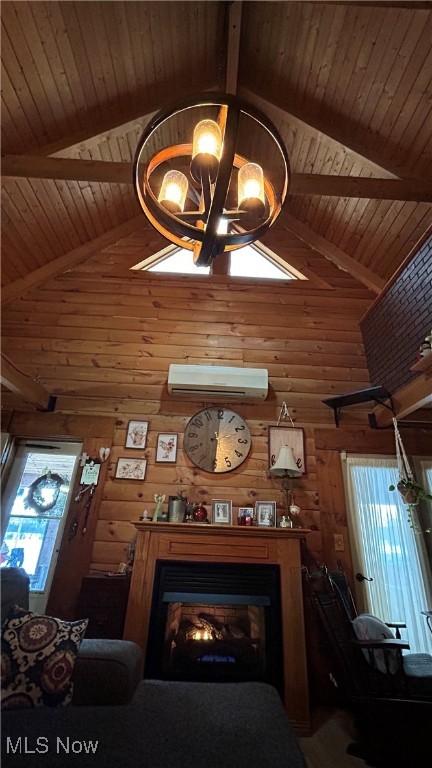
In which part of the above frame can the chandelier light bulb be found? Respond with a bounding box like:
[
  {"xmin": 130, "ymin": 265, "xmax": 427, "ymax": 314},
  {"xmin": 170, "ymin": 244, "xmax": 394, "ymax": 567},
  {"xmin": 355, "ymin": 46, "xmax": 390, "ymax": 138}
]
[
  {"xmin": 191, "ymin": 119, "xmax": 222, "ymax": 183},
  {"xmin": 158, "ymin": 170, "xmax": 188, "ymax": 214},
  {"xmin": 238, "ymin": 162, "xmax": 265, "ymax": 218},
  {"xmin": 243, "ymin": 178, "xmax": 261, "ymax": 199},
  {"xmin": 197, "ymin": 131, "xmax": 217, "ymax": 156},
  {"xmin": 217, "ymin": 217, "xmax": 229, "ymax": 235}
]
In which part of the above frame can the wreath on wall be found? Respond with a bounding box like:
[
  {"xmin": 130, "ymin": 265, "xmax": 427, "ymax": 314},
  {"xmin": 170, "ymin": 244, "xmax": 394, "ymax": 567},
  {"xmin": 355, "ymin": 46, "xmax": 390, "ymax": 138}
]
[{"xmin": 24, "ymin": 471, "xmax": 64, "ymax": 515}]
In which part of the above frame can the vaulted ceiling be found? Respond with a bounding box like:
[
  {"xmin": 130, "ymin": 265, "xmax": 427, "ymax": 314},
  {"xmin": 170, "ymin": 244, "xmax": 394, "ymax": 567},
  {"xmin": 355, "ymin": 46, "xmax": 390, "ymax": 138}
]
[{"xmin": 2, "ymin": 0, "xmax": 432, "ymax": 293}]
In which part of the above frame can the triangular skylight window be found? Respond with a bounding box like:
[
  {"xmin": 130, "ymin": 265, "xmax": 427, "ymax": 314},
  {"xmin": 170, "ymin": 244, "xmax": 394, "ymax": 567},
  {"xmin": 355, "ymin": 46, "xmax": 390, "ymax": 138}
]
[{"xmin": 132, "ymin": 242, "xmax": 304, "ymax": 281}]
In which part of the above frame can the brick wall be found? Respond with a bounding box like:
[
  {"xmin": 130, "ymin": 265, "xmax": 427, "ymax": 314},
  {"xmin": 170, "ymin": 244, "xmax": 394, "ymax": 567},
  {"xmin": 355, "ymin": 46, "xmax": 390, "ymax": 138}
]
[{"xmin": 361, "ymin": 236, "xmax": 432, "ymax": 393}]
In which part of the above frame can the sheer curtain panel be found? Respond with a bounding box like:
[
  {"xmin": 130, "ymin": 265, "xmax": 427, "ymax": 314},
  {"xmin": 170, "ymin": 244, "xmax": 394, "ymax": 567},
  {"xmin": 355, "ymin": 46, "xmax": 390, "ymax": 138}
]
[{"xmin": 345, "ymin": 456, "xmax": 432, "ymax": 655}]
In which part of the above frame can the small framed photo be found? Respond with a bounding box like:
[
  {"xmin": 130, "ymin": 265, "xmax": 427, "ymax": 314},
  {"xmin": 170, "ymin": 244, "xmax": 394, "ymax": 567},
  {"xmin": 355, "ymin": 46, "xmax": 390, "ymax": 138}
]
[
  {"xmin": 255, "ymin": 501, "xmax": 277, "ymax": 527},
  {"xmin": 115, "ymin": 458, "xmax": 147, "ymax": 481},
  {"xmin": 212, "ymin": 500, "xmax": 232, "ymax": 525},
  {"xmin": 156, "ymin": 433, "xmax": 178, "ymax": 463},
  {"xmin": 238, "ymin": 507, "xmax": 255, "ymax": 526},
  {"xmin": 268, "ymin": 426, "xmax": 306, "ymax": 474},
  {"xmin": 125, "ymin": 420, "xmax": 149, "ymax": 450}
]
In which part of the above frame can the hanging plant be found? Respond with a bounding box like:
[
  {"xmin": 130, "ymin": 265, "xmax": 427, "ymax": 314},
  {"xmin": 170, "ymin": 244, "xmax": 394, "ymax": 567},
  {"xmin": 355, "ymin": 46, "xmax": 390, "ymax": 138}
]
[
  {"xmin": 390, "ymin": 419, "xmax": 432, "ymax": 532},
  {"xmin": 389, "ymin": 479, "xmax": 432, "ymax": 506},
  {"xmin": 24, "ymin": 471, "xmax": 64, "ymax": 515}
]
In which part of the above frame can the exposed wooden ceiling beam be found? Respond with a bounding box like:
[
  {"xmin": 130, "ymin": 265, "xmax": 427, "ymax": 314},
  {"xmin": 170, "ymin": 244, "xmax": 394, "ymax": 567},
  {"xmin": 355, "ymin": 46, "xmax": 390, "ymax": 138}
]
[
  {"xmin": 2, "ymin": 155, "xmax": 132, "ymax": 184},
  {"xmin": 225, "ymin": 2, "xmax": 243, "ymax": 94},
  {"xmin": 372, "ymin": 363, "xmax": 432, "ymax": 427},
  {"xmin": 240, "ymin": 86, "xmax": 404, "ymax": 180},
  {"xmin": 34, "ymin": 83, "xmax": 218, "ymax": 157},
  {"xmin": 399, "ymin": 408, "xmax": 432, "ymax": 424},
  {"xmin": 280, "ymin": 211, "xmax": 385, "ymax": 294},
  {"xmin": 1, "ymin": 217, "xmax": 144, "ymax": 306},
  {"xmin": 33, "ymin": 108, "xmax": 157, "ymax": 158},
  {"xmin": 1, "ymin": 353, "xmax": 51, "ymax": 410},
  {"xmin": 290, "ymin": 174, "xmax": 432, "ymax": 202},
  {"xmin": 4, "ymin": 155, "xmax": 432, "ymax": 202}
]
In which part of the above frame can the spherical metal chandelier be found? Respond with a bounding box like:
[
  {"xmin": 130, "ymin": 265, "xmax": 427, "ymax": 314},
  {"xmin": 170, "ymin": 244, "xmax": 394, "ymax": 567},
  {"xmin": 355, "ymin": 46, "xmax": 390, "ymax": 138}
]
[{"xmin": 133, "ymin": 93, "xmax": 289, "ymax": 267}]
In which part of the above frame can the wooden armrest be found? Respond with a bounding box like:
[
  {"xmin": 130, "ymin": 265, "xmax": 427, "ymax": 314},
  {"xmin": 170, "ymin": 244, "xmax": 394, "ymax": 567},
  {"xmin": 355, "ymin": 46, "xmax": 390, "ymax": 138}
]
[{"xmin": 351, "ymin": 638, "xmax": 410, "ymax": 650}]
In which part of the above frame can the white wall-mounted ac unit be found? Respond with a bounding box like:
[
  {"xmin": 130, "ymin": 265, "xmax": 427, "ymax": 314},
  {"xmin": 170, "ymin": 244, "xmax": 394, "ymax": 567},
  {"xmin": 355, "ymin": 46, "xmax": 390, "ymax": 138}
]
[{"xmin": 167, "ymin": 364, "xmax": 268, "ymax": 400}]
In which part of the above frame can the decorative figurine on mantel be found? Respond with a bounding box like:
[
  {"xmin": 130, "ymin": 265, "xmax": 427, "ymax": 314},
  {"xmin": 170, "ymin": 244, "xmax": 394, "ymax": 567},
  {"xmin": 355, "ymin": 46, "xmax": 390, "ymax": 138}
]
[
  {"xmin": 279, "ymin": 515, "xmax": 292, "ymax": 529},
  {"xmin": 288, "ymin": 492, "xmax": 302, "ymax": 527},
  {"xmin": 184, "ymin": 501, "xmax": 195, "ymax": 523},
  {"xmin": 192, "ymin": 502, "xmax": 209, "ymax": 523},
  {"xmin": 154, "ymin": 493, "xmax": 167, "ymax": 521}
]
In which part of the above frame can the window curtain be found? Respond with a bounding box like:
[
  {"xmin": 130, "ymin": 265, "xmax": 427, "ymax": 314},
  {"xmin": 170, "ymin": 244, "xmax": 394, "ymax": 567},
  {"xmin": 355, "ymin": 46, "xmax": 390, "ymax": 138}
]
[
  {"xmin": 420, "ymin": 459, "xmax": 432, "ymax": 497},
  {"xmin": 344, "ymin": 456, "xmax": 432, "ymax": 655}
]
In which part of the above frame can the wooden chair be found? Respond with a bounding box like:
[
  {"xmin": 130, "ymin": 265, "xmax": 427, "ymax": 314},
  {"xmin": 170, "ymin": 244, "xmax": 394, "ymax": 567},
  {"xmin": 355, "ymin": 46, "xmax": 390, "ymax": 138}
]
[{"xmin": 307, "ymin": 567, "xmax": 432, "ymax": 766}]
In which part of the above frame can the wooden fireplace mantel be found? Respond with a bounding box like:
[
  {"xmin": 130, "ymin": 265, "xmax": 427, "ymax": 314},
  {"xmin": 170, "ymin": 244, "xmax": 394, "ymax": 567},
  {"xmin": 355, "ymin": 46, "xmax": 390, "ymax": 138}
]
[{"xmin": 124, "ymin": 522, "xmax": 311, "ymax": 733}]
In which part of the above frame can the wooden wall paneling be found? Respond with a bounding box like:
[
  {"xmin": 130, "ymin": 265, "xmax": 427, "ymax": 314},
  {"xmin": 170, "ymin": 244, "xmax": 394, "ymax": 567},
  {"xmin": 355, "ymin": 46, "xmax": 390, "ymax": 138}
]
[
  {"xmin": 280, "ymin": 212, "xmax": 385, "ymax": 293},
  {"xmin": 1, "ymin": 217, "xmax": 143, "ymax": 304},
  {"xmin": 316, "ymin": 449, "xmax": 353, "ymax": 578},
  {"xmin": 46, "ymin": 435, "xmax": 113, "ymax": 620},
  {"xmin": 314, "ymin": 427, "xmax": 432, "ymax": 456},
  {"xmin": 1, "ymin": 353, "xmax": 51, "ymax": 410},
  {"xmin": 1, "ymin": 225, "xmax": 376, "ymax": 572},
  {"xmin": 7, "ymin": 411, "xmax": 116, "ymax": 441}
]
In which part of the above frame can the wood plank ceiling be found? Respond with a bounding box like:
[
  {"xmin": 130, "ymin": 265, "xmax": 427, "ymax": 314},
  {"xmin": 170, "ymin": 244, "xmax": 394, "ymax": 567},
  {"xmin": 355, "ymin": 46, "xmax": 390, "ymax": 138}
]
[{"xmin": 1, "ymin": 0, "xmax": 431, "ymax": 288}]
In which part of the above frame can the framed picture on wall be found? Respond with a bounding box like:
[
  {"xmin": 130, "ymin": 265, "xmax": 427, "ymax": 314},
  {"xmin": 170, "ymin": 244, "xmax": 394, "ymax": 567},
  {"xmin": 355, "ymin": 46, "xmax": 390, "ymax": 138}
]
[
  {"xmin": 155, "ymin": 434, "xmax": 178, "ymax": 463},
  {"xmin": 268, "ymin": 426, "xmax": 306, "ymax": 475},
  {"xmin": 115, "ymin": 458, "xmax": 147, "ymax": 481},
  {"xmin": 125, "ymin": 421, "xmax": 149, "ymax": 450}
]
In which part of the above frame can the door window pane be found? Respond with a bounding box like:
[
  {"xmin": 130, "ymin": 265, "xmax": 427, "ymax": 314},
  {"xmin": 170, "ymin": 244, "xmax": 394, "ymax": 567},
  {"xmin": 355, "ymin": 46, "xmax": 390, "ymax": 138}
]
[
  {"xmin": 3, "ymin": 516, "xmax": 60, "ymax": 590},
  {"xmin": 1, "ymin": 450, "xmax": 77, "ymax": 593}
]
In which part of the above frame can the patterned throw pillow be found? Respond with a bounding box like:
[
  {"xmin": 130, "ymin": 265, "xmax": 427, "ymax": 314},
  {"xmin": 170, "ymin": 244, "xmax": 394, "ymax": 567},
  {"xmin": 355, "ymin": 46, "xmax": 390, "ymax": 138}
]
[{"xmin": 1, "ymin": 606, "xmax": 88, "ymax": 710}]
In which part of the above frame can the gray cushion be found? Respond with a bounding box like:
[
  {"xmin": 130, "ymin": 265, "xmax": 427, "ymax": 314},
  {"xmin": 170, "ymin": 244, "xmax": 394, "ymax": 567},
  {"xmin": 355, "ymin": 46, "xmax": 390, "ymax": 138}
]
[
  {"xmin": 403, "ymin": 653, "xmax": 432, "ymax": 699},
  {"xmin": 73, "ymin": 639, "xmax": 143, "ymax": 705},
  {"xmin": 403, "ymin": 653, "xmax": 432, "ymax": 679},
  {"xmin": 2, "ymin": 680, "xmax": 305, "ymax": 768}
]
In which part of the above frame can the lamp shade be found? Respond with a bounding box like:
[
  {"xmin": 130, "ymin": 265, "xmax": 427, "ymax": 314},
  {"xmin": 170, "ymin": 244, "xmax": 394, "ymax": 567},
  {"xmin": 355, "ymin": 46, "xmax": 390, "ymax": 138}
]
[
  {"xmin": 270, "ymin": 446, "xmax": 301, "ymax": 477},
  {"xmin": 158, "ymin": 170, "xmax": 188, "ymax": 213}
]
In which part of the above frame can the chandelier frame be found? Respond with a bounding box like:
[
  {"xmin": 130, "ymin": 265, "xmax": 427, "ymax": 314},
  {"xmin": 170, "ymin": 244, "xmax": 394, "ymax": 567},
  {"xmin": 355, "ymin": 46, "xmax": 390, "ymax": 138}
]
[{"xmin": 133, "ymin": 93, "xmax": 290, "ymax": 267}]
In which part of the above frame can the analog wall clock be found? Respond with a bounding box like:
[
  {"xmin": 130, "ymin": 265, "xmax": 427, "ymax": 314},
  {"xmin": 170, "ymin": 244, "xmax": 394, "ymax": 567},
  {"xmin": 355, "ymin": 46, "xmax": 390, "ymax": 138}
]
[{"xmin": 184, "ymin": 408, "xmax": 251, "ymax": 473}]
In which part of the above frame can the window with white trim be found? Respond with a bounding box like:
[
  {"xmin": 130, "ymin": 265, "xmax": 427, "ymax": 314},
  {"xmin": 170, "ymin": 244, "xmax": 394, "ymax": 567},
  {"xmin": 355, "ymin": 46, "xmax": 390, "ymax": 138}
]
[
  {"xmin": 344, "ymin": 455, "xmax": 432, "ymax": 655},
  {"xmin": 132, "ymin": 242, "xmax": 304, "ymax": 281}
]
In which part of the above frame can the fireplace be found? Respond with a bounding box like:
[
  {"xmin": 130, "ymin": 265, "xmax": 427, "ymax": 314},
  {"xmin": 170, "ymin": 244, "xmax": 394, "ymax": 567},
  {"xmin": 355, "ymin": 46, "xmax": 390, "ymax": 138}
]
[
  {"xmin": 145, "ymin": 561, "xmax": 283, "ymax": 694},
  {"xmin": 124, "ymin": 523, "xmax": 310, "ymax": 732}
]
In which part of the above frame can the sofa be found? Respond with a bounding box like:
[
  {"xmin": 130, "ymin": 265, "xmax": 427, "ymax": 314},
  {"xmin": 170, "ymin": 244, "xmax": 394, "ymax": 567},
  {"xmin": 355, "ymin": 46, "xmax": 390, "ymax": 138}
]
[
  {"xmin": 1, "ymin": 568, "xmax": 306, "ymax": 768},
  {"xmin": 1, "ymin": 568, "xmax": 142, "ymax": 706}
]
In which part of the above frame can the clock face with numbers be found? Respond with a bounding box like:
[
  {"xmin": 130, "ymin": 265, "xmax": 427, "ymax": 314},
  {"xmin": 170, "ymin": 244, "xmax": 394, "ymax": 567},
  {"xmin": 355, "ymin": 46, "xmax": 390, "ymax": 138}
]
[{"xmin": 184, "ymin": 408, "xmax": 251, "ymax": 473}]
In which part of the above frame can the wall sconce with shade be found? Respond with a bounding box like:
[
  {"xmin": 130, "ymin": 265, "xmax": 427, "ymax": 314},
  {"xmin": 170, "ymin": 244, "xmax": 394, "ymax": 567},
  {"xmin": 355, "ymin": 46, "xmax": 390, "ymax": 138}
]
[
  {"xmin": 133, "ymin": 93, "xmax": 289, "ymax": 268},
  {"xmin": 270, "ymin": 446, "xmax": 302, "ymax": 527}
]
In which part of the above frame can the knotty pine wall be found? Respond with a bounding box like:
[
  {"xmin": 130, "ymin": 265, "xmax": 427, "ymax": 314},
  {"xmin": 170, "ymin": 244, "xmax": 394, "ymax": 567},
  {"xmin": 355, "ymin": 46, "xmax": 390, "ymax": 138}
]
[{"xmin": 1, "ymin": 225, "xmax": 374, "ymax": 573}]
